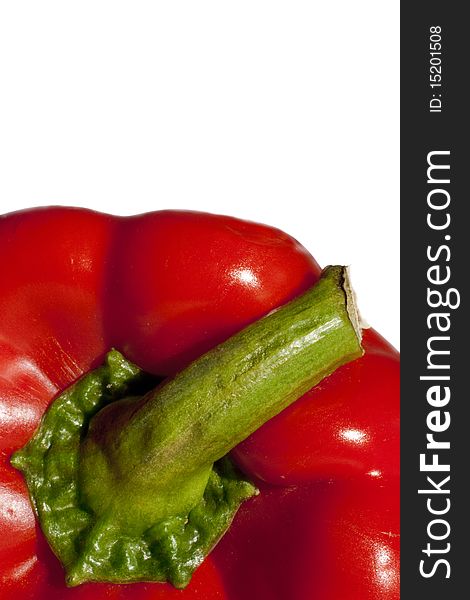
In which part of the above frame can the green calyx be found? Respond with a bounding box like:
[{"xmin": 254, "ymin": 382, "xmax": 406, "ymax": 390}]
[
  {"xmin": 11, "ymin": 351, "xmax": 255, "ymax": 588},
  {"xmin": 11, "ymin": 266, "xmax": 363, "ymax": 589}
]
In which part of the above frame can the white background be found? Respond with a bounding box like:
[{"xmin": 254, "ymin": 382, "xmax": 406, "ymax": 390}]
[{"xmin": 0, "ymin": 1, "xmax": 399, "ymax": 348}]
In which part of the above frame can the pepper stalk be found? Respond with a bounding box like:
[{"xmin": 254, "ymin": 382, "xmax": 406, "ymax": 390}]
[{"xmin": 12, "ymin": 265, "xmax": 363, "ymax": 588}]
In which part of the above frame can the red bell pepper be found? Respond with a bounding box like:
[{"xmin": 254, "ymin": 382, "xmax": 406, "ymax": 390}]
[{"xmin": 0, "ymin": 207, "xmax": 399, "ymax": 599}]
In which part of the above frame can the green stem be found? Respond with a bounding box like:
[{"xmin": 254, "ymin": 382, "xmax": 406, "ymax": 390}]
[{"xmin": 12, "ymin": 265, "xmax": 363, "ymax": 588}]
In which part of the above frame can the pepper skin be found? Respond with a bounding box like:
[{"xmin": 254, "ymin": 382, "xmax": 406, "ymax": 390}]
[{"xmin": 0, "ymin": 207, "xmax": 399, "ymax": 600}]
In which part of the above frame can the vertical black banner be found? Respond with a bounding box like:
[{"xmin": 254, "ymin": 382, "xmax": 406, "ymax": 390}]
[{"xmin": 401, "ymin": 3, "xmax": 468, "ymax": 598}]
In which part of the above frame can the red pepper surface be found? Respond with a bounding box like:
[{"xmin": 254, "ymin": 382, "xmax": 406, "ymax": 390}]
[{"xmin": 0, "ymin": 207, "xmax": 399, "ymax": 600}]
